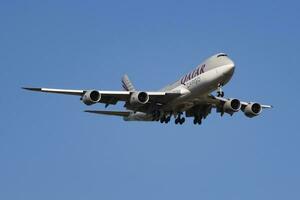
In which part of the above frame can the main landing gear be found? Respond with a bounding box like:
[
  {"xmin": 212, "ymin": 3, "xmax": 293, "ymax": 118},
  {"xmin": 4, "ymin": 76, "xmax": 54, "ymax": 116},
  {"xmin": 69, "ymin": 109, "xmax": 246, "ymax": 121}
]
[
  {"xmin": 217, "ymin": 83, "xmax": 224, "ymax": 97},
  {"xmin": 175, "ymin": 113, "xmax": 185, "ymax": 125},
  {"xmin": 152, "ymin": 111, "xmax": 186, "ymax": 125},
  {"xmin": 193, "ymin": 116, "xmax": 202, "ymax": 125},
  {"xmin": 160, "ymin": 115, "xmax": 171, "ymax": 124}
]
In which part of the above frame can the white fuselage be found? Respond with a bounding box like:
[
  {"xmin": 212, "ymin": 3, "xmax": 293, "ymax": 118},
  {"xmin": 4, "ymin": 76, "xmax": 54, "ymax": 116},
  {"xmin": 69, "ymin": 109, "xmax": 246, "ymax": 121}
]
[{"xmin": 124, "ymin": 53, "xmax": 235, "ymax": 121}]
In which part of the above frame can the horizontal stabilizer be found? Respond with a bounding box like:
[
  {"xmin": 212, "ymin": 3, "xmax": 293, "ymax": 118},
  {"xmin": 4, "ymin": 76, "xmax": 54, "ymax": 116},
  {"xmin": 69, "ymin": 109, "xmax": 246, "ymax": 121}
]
[{"xmin": 84, "ymin": 110, "xmax": 131, "ymax": 117}]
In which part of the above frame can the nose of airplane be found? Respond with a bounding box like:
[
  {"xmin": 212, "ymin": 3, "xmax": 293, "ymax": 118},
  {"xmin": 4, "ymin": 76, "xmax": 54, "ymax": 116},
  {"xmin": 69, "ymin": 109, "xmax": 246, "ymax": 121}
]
[
  {"xmin": 223, "ymin": 58, "xmax": 235, "ymax": 76},
  {"xmin": 226, "ymin": 62, "xmax": 235, "ymax": 76},
  {"xmin": 219, "ymin": 60, "xmax": 235, "ymax": 84}
]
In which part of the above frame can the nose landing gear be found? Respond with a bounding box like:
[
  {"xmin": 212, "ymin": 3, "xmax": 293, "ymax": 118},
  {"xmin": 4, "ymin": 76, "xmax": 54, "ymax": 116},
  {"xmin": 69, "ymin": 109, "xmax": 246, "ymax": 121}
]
[{"xmin": 217, "ymin": 84, "xmax": 224, "ymax": 97}]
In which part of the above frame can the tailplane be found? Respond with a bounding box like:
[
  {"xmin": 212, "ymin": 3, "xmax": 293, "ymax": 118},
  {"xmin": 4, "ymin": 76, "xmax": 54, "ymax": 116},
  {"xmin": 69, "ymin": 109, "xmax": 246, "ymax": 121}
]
[
  {"xmin": 121, "ymin": 74, "xmax": 136, "ymax": 91},
  {"xmin": 85, "ymin": 110, "xmax": 131, "ymax": 117}
]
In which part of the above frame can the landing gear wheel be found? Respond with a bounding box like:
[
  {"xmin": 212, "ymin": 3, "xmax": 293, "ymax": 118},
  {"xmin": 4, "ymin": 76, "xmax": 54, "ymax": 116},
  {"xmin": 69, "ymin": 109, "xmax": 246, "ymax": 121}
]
[
  {"xmin": 175, "ymin": 113, "xmax": 184, "ymax": 125},
  {"xmin": 165, "ymin": 116, "xmax": 171, "ymax": 123},
  {"xmin": 198, "ymin": 119, "xmax": 202, "ymax": 125},
  {"xmin": 217, "ymin": 91, "xmax": 224, "ymax": 97},
  {"xmin": 217, "ymin": 84, "xmax": 224, "ymax": 97},
  {"xmin": 193, "ymin": 116, "xmax": 202, "ymax": 125},
  {"xmin": 180, "ymin": 117, "xmax": 185, "ymax": 124},
  {"xmin": 193, "ymin": 118, "xmax": 197, "ymax": 125}
]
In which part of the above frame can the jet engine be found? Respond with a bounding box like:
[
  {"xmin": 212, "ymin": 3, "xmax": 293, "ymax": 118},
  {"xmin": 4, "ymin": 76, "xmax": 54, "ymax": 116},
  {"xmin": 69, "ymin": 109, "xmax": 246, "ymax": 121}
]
[
  {"xmin": 130, "ymin": 92, "xmax": 149, "ymax": 105},
  {"xmin": 82, "ymin": 90, "xmax": 101, "ymax": 105},
  {"xmin": 243, "ymin": 103, "xmax": 262, "ymax": 118},
  {"xmin": 223, "ymin": 98, "xmax": 241, "ymax": 113}
]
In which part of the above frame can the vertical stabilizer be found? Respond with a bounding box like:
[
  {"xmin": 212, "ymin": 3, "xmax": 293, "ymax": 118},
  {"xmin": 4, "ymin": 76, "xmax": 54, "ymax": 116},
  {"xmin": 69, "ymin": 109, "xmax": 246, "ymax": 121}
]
[{"xmin": 121, "ymin": 74, "xmax": 136, "ymax": 91}]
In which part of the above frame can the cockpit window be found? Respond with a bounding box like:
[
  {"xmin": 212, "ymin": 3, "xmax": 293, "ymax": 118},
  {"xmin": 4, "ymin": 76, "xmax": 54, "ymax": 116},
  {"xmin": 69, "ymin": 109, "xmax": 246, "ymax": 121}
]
[{"xmin": 217, "ymin": 53, "xmax": 228, "ymax": 57}]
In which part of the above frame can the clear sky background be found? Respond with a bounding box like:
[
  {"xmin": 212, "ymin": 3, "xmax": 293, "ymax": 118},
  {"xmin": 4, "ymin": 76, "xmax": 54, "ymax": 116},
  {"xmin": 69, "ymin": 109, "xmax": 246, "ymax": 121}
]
[{"xmin": 1, "ymin": 0, "xmax": 299, "ymax": 199}]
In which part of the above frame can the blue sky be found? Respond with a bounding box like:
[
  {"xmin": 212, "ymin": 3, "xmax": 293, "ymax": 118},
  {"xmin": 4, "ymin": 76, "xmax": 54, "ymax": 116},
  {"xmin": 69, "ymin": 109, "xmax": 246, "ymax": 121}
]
[{"xmin": 1, "ymin": 0, "xmax": 299, "ymax": 199}]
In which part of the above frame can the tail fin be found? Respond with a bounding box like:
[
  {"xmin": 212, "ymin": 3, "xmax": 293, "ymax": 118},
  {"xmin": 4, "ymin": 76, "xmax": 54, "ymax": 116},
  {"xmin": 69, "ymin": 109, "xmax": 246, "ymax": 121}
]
[{"xmin": 121, "ymin": 74, "xmax": 136, "ymax": 91}]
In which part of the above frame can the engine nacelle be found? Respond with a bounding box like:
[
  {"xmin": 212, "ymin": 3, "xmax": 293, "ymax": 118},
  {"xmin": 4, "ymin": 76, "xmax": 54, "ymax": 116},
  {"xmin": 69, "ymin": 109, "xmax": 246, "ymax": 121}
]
[
  {"xmin": 244, "ymin": 103, "xmax": 262, "ymax": 118},
  {"xmin": 129, "ymin": 92, "xmax": 149, "ymax": 105},
  {"xmin": 82, "ymin": 90, "xmax": 101, "ymax": 105},
  {"xmin": 223, "ymin": 98, "xmax": 241, "ymax": 113}
]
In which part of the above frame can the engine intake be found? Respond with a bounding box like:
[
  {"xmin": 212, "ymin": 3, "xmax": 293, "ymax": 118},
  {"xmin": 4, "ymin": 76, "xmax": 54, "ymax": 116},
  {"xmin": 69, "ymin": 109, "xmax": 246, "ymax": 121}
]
[
  {"xmin": 244, "ymin": 103, "xmax": 262, "ymax": 118},
  {"xmin": 82, "ymin": 90, "xmax": 101, "ymax": 105},
  {"xmin": 223, "ymin": 98, "xmax": 241, "ymax": 113},
  {"xmin": 130, "ymin": 92, "xmax": 149, "ymax": 105}
]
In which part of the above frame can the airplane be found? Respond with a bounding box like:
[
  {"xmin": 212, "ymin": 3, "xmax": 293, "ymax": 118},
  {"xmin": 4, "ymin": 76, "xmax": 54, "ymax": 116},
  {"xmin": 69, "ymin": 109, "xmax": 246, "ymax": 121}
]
[{"xmin": 23, "ymin": 53, "xmax": 272, "ymax": 125}]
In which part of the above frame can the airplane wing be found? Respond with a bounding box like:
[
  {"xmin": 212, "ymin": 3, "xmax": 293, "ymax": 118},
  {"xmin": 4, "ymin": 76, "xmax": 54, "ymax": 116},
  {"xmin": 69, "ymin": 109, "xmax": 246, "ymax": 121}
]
[
  {"xmin": 183, "ymin": 94, "xmax": 272, "ymax": 121},
  {"xmin": 211, "ymin": 95, "xmax": 273, "ymax": 109},
  {"xmin": 22, "ymin": 87, "xmax": 181, "ymax": 105}
]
